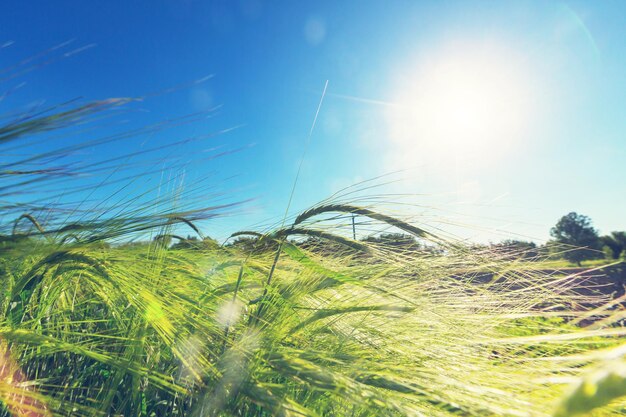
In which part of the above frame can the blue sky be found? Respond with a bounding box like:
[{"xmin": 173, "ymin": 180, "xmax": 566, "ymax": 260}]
[{"xmin": 2, "ymin": 1, "xmax": 625, "ymax": 242}]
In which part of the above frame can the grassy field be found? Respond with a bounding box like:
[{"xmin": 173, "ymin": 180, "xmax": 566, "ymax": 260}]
[
  {"xmin": 530, "ymin": 258, "xmax": 621, "ymax": 270},
  {"xmin": 2, "ymin": 99, "xmax": 626, "ymax": 417},
  {"xmin": 1, "ymin": 210, "xmax": 626, "ymax": 417}
]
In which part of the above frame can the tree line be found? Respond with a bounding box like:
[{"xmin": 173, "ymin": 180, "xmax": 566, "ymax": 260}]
[
  {"xmin": 326, "ymin": 212, "xmax": 625, "ymax": 266},
  {"xmin": 8, "ymin": 211, "xmax": 617, "ymax": 267}
]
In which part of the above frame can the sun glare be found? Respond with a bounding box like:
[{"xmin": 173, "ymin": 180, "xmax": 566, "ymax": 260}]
[{"xmin": 387, "ymin": 42, "xmax": 531, "ymax": 165}]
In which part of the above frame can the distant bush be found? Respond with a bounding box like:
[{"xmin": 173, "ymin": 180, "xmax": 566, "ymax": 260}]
[
  {"xmin": 601, "ymin": 231, "xmax": 626, "ymax": 260},
  {"xmin": 170, "ymin": 235, "xmax": 220, "ymax": 250},
  {"xmin": 491, "ymin": 239, "xmax": 539, "ymax": 260},
  {"xmin": 363, "ymin": 233, "xmax": 421, "ymax": 250}
]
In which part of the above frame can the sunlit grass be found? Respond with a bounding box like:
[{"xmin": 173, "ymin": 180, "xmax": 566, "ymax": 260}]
[{"xmin": 2, "ymin": 203, "xmax": 626, "ymax": 416}]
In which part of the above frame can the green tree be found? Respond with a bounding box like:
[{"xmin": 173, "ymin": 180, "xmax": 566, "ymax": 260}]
[
  {"xmin": 600, "ymin": 231, "xmax": 626, "ymax": 259},
  {"xmin": 550, "ymin": 212, "xmax": 602, "ymax": 266}
]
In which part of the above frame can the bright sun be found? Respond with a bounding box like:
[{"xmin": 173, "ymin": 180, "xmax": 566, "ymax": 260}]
[{"xmin": 387, "ymin": 42, "xmax": 531, "ymax": 165}]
